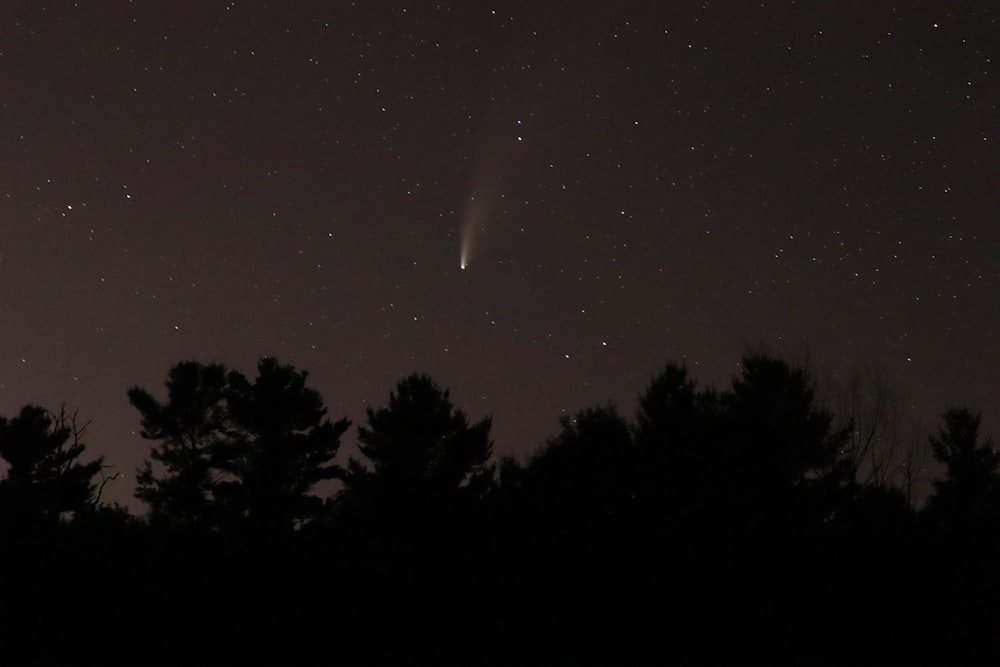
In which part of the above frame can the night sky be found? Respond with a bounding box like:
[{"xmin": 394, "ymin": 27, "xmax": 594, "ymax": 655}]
[{"xmin": 1, "ymin": 2, "xmax": 996, "ymax": 509}]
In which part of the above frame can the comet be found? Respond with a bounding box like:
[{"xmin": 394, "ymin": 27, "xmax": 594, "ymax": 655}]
[
  {"xmin": 459, "ymin": 196, "xmax": 478, "ymax": 271},
  {"xmin": 459, "ymin": 231, "xmax": 471, "ymax": 269}
]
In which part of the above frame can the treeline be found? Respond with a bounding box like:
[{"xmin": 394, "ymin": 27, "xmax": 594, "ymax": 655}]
[{"xmin": 0, "ymin": 354, "xmax": 997, "ymax": 665}]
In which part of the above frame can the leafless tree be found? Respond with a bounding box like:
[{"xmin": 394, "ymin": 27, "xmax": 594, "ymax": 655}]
[
  {"xmin": 899, "ymin": 431, "xmax": 930, "ymax": 507},
  {"xmin": 823, "ymin": 367, "xmax": 931, "ymax": 501}
]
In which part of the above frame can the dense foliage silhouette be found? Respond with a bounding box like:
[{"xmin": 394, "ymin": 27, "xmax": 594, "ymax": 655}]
[
  {"xmin": 128, "ymin": 357, "xmax": 349, "ymax": 533},
  {"xmin": 925, "ymin": 407, "xmax": 1000, "ymax": 531},
  {"xmin": 219, "ymin": 357, "xmax": 350, "ymax": 534},
  {"xmin": 0, "ymin": 405, "xmax": 103, "ymax": 531},
  {"xmin": 0, "ymin": 352, "xmax": 996, "ymax": 665},
  {"xmin": 127, "ymin": 360, "xmax": 229, "ymax": 529},
  {"xmin": 341, "ymin": 372, "xmax": 494, "ymax": 507}
]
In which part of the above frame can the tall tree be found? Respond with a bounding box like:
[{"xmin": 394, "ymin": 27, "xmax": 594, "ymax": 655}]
[
  {"xmin": 341, "ymin": 373, "xmax": 494, "ymax": 519},
  {"xmin": 831, "ymin": 368, "xmax": 908, "ymax": 488},
  {"xmin": 0, "ymin": 405, "xmax": 103, "ymax": 528},
  {"xmin": 924, "ymin": 407, "xmax": 1000, "ymax": 531},
  {"xmin": 726, "ymin": 355, "xmax": 845, "ymax": 480},
  {"xmin": 517, "ymin": 405, "xmax": 635, "ymax": 533},
  {"xmin": 129, "ymin": 358, "xmax": 349, "ymax": 533},
  {"xmin": 634, "ymin": 363, "xmax": 705, "ymax": 452},
  {"xmin": 221, "ymin": 357, "xmax": 350, "ymax": 533},
  {"xmin": 128, "ymin": 361, "xmax": 229, "ymax": 530},
  {"xmin": 632, "ymin": 355, "xmax": 850, "ymax": 531},
  {"xmin": 325, "ymin": 374, "xmax": 495, "ymax": 665},
  {"xmin": 632, "ymin": 363, "xmax": 719, "ymax": 518},
  {"xmin": 719, "ymin": 354, "xmax": 852, "ymax": 529}
]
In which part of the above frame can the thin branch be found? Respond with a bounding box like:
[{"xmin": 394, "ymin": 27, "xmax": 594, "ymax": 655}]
[{"xmin": 95, "ymin": 465, "xmax": 123, "ymax": 504}]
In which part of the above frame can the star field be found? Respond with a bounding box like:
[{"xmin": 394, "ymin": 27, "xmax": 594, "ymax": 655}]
[{"xmin": 1, "ymin": 2, "xmax": 996, "ymax": 508}]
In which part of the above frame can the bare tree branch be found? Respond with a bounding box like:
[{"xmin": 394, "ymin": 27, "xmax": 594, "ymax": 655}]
[{"xmin": 95, "ymin": 465, "xmax": 123, "ymax": 504}]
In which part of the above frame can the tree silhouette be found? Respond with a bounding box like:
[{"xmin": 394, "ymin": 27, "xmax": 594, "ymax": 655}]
[
  {"xmin": 488, "ymin": 405, "xmax": 652, "ymax": 661},
  {"xmin": 917, "ymin": 409, "xmax": 1000, "ymax": 663},
  {"xmin": 634, "ymin": 363, "xmax": 707, "ymax": 451},
  {"xmin": 631, "ymin": 355, "xmax": 851, "ymax": 534},
  {"xmin": 726, "ymin": 354, "xmax": 846, "ymax": 480},
  {"xmin": 0, "ymin": 405, "xmax": 104, "ymax": 530},
  {"xmin": 924, "ymin": 407, "xmax": 1000, "ymax": 531},
  {"xmin": 632, "ymin": 362, "xmax": 719, "ymax": 526},
  {"xmin": 831, "ymin": 368, "xmax": 910, "ymax": 487},
  {"xmin": 719, "ymin": 353, "xmax": 852, "ymax": 529},
  {"xmin": 4, "ymin": 349, "xmax": 999, "ymax": 665},
  {"xmin": 342, "ymin": 373, "xmax": 494, "ymax": 511},
  {"xmin": 129, "ymin": 357, "xmax": 348, "ymax": 533},
  {"xmin": 219, "ymin": 357, "xmax": 350, "ymax": 533},
  {"xmin": 515, "ymin": 405, "xmax": 635, "ymax": 534},
  {"xmin": 329, "ymin": 374, "xmax": 495, "ymax": 662},
  {"xmin": 128, "ymin": 361, "xmax": 229, "ymax": 530}
]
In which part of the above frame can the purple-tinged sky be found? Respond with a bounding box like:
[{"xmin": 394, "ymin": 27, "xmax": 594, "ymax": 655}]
[{"xmin": 1, "ymin": 2, "xmax": 996, "ymax": 508}]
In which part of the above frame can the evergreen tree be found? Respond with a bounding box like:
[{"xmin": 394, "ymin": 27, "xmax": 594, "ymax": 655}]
[
  {"xmin": 719, "ymin": 353, "xmax": 851, "ymax": 528},
  {"xmin": 632, "ymin": 363, "xmax": 720, "ymax": 522},
  {"xmin": 634, "ymin": 363, "xmax": 705, "ymax": 453},
  {"xmin": 0, "ymin": 405, "xmax": 103, "ymax": 529},
  {"xmin": 221, "ymin": 357, "xmax": 349, "ymax": 533},
  {"xmin": 519, "ymin": 405, "xmax": 635, "ymax": 533},
  {"xmin": 631, "ymin": 355, "xmax": 850, "ymax": 532},
  {"xmin": 724, "ymin": 354, "xmax": 846, "ymax": 484},
  {"xmin": 341, "ymin": 373, "xmax": 494, "ymax": 519},
  {"xmin": 925, "ymin": 407, "xmax": 1000, "ymax": 531},
  {"xmin": 128, "ymin": 357, "xmax": 348, "ymax": 532},
  {"xmin": 127, "ymin": 361, "xmax": 229, "ymax": 530}
]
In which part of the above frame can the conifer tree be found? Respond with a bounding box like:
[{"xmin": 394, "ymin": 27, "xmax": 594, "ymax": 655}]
[
  {"xmin": 0, "ymin": 405, "xmax": 103, "ymax": 528},
  {"xmin": 128, "ymin": 358, "xmax": 348, "ymax": 532},
  {"xmin": 925, "ymin": 408, "xmax": 1000, "ymax": 530},
  {"xmin": 342, "ymin": 373, "xmax": 494, "ymax": 517}
]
